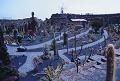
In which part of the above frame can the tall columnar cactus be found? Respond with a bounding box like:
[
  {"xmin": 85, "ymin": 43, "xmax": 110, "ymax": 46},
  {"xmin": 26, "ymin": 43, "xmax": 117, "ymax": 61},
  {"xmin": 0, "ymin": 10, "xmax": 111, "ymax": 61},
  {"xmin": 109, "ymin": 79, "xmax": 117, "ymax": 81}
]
[
  {"xmin": 63, "ymin": 32, "xmax": 68, "ymax": 46},
  {"xmin": 53, "ymin": 39, "xmax": 56, "ymax": 55},
  {"xmin": 106, "ymin": 44, "xmax": 116, "ymax": 81}
]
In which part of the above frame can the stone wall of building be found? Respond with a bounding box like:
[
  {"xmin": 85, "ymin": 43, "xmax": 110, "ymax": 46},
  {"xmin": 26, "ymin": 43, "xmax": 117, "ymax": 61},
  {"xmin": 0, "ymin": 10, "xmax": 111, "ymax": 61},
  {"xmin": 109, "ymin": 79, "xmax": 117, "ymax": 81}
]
[{"xmin": 50, "ymin": 13, "xmax": 120, "ymax": 29}]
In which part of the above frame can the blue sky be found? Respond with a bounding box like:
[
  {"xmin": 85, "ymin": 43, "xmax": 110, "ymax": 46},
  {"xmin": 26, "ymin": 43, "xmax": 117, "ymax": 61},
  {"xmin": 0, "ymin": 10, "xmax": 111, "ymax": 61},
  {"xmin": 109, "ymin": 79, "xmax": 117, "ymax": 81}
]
[{"xmin": 0, "ymin": 0, "xmax": 120, "ymax": 20}]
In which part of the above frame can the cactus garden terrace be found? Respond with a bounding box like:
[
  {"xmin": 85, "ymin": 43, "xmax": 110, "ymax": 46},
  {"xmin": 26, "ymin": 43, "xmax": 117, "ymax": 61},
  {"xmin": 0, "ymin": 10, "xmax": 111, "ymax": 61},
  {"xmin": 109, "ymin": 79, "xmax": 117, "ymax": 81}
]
[{"xmin": 0, "ymin": 13, "xmax": 120, "ymax": 81}]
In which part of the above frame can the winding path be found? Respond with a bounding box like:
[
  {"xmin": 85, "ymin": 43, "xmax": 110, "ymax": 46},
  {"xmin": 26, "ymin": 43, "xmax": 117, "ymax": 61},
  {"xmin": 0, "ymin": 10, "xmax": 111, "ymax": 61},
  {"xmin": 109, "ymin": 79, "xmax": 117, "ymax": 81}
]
[
  {"xmin": 7, "ymin": 28, "xmax": 109, "ymax": 75},
  {"xmin": 56, "ymin": 28, "xmax": 92, "ymax": 43},
  {"xmin": 58, "ymin": 30, "xmax": 108, "ymax": 62},
  {"xmin": 8, "ymin": 28, "xmax": 92, "ymax": 50}
]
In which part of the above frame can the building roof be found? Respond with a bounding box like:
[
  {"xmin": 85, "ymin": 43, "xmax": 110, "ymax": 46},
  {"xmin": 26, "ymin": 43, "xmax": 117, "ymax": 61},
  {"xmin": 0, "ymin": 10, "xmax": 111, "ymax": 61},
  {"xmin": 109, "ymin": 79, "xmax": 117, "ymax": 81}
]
[{"xmin": 71, "ymin": 19, "xmax": 87, "ymax": 22}]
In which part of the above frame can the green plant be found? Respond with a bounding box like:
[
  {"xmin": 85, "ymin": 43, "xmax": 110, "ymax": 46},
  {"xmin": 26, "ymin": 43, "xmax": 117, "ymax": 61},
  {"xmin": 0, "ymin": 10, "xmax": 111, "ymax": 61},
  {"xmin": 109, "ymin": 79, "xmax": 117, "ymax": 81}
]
[
  {"xmin": 0, "ymin": 27, "xmax": 19, "ymax": 81},
  {"xmin": 0, "ymin": 46, "xmax": 11, "ymax": 65},
  {"xmin": 91, "ymin": 19, "xmax": 103, "ymax": 33},
  {"xmin": 44, "ymin": 64, "xmax": 63, "ymax": 81},
  {"xmin": 0, "ymin": 27, "xmax": 10, "ymax": 65}
]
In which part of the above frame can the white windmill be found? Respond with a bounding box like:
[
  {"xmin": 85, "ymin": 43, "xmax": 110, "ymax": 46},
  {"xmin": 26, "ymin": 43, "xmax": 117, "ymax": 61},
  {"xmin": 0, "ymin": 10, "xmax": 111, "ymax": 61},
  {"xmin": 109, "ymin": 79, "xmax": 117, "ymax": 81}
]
[{"xmin": 60, "ymin": 4, "xmax": 65, "ymax": 14}]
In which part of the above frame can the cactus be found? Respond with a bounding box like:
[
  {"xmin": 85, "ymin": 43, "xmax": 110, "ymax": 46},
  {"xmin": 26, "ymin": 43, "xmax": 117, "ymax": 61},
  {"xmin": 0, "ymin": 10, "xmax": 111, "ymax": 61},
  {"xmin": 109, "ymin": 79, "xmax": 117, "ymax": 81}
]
[
  {"xmin": 63, "ymin": 32, "xmax": 68, "ymax": 46},
  {"xmin": 0, "ymin": 27, "xmax": 19, "ymax": 81},
  {"xmin": 106, "ymin": 44, "xmax": 116, "ymax": 81}
]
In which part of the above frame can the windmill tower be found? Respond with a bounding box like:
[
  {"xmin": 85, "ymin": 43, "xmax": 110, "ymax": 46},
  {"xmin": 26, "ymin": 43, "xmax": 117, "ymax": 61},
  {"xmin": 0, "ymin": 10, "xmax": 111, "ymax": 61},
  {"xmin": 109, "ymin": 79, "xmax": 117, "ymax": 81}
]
[{"xmin": 61, "ymin": 5, "xmax": 64, "ymax": 14}]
